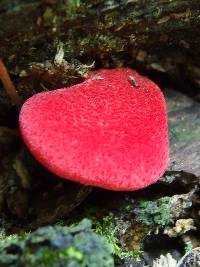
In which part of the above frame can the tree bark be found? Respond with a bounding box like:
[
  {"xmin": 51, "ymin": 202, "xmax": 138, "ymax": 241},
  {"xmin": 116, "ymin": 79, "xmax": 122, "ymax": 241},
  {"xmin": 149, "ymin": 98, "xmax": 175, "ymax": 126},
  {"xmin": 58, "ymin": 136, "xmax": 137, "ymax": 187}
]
[{"xmin": 0, "ymin": 0, "xmax": 200, "ymax": 96}]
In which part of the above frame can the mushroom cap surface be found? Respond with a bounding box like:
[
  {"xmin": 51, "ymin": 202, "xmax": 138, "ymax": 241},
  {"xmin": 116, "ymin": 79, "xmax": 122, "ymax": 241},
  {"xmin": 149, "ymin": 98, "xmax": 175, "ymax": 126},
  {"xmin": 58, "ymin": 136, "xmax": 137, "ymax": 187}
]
[{"xmin": 19, "ymin": 68, "xmax": 169, "ymax": 190}]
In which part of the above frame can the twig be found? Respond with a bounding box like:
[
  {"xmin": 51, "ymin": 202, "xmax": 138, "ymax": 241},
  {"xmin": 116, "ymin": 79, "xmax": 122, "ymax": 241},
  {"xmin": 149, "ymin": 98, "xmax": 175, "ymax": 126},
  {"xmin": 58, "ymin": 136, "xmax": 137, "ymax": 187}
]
[{"xmin": 0, "ymin": 59, "xmax": 22, "ymax": 107}]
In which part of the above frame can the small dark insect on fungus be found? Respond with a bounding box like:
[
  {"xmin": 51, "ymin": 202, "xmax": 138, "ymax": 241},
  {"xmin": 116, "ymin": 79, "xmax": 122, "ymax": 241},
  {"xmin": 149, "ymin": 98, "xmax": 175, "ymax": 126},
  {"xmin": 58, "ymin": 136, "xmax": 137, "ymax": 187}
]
[
  {"xmin": 128, "ymin": 75, "xmax": 140, "ymax": 88},
  {"xmin": 19, "ymin": 68, "xmax": 169, "ymax": 191}
]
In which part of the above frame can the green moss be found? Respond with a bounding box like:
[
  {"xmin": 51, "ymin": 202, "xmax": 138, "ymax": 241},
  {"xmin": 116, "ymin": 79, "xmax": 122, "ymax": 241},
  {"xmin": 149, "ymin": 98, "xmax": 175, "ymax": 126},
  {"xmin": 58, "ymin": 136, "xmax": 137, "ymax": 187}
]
[
  {"xmin": 135, "ymin": 197, "xmax": 173, "ymax": 227},
  {"xmin": 93, "ymin": 214, "xmax": 120, "ymax": 256},
  {"xmin": 93, "ymin": 213, "xmax": 141, "ymax": 260},
  {"xmin": 119, "ymin": 250, "xmax": 142, "ymax": 259},
  {"xmin": 184, "ymin": 241, "xmax": 193, "ymax": 253}
]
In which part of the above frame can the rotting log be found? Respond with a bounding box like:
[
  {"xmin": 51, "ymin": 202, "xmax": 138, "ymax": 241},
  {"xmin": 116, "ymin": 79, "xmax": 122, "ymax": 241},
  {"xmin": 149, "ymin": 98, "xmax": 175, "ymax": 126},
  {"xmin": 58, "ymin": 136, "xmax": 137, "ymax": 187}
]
[{"xmin": 0, "ymin": 0, "xmax": 200, "ymax": 98}]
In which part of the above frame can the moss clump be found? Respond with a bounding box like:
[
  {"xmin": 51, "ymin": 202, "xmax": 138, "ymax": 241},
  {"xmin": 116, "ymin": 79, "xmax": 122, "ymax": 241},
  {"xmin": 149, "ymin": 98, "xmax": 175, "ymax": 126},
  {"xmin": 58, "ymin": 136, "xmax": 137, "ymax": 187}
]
[
  {"xmin": 0, "ymin": 219, "xmax": 114, "ymax": 267},
  {"xmin": 135, "ymin": 197, "xmax": 173, "ymax": 227},
  {"xmin": 93, "ymin": 214, "xmax": 120, "ymax": 256},
  {"xmin": 93, "ymin": 214, "xmax": 141, "ymax": 260}
]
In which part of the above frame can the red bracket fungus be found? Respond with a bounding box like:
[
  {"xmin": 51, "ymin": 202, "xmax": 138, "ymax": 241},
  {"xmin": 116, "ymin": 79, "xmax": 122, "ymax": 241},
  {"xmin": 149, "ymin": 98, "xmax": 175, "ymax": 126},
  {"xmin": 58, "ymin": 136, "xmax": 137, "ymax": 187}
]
[{"xmin": 19, "ymin": 68, "xmax": 169, "ymax": 191}]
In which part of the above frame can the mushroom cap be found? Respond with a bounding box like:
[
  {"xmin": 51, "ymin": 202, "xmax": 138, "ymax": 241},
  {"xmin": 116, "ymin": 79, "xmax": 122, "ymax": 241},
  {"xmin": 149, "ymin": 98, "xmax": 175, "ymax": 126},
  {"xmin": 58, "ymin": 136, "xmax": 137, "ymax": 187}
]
[{"xmin": 19, "ymin": 68, "xmax": 169, "ymax": 191}]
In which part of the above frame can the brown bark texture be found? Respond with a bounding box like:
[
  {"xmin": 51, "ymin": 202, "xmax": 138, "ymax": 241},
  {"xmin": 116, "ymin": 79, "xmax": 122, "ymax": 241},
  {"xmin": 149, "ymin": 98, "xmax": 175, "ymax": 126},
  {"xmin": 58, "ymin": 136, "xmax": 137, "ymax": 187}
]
[{"xmin": 0, "ymin": 0, "xmax": 200, "ymax": 96}]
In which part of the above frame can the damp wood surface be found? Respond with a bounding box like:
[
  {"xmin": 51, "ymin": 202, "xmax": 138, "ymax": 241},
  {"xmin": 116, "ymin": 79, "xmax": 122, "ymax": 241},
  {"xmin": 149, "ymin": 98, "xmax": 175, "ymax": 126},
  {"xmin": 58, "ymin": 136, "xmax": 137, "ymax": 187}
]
[{"xmin": 0, "ymin": 0, "xmax": 200, "ymax": 93}]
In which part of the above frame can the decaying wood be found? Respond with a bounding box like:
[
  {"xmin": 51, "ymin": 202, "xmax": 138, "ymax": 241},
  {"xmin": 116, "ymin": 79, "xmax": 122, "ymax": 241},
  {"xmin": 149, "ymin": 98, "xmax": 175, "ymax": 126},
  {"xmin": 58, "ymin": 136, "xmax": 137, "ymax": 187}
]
[{"xmin": 0, "ymin": 0, "xmax": 200, "ymax": 97}]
